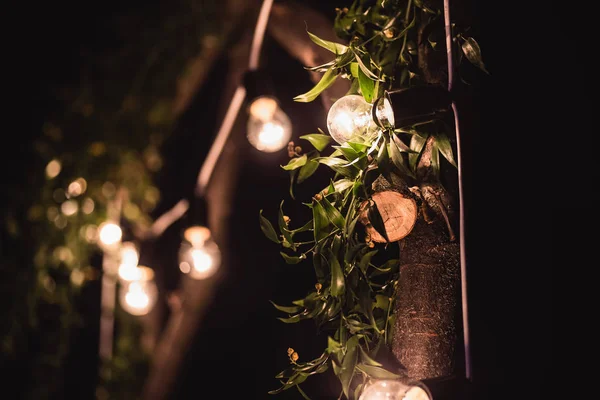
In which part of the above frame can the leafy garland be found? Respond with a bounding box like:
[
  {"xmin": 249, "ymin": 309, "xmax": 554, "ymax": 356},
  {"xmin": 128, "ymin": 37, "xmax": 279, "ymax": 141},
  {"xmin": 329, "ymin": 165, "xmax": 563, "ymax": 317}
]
[{"xmin": 260, "ymin": 0, "xmax": 486, "ymax": 399}]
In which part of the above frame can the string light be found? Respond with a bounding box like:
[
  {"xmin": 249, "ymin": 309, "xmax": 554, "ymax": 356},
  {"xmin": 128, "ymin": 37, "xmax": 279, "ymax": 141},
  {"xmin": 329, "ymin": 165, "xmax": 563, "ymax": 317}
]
[
  {"xmin": 326, "ymin": 94, "xmax": 396, "ymax": 145},
  {"xmin": 118, "ymin": 241, "xmax": 141, "ymax": 281},
  {"xmin": 246, "ymin": 96, "xmax": 292, "ymax": 152},
  {"xmin": 179, "ymin": 226, "xmax": 221, "ymax": 280},
  {"xmin": 98, "ymin": 222, "xmax": 122, "ymax": 248},
  {"xmin": 359, "ymin": 380, "xmax": 432, "ymax": 400},
  {"xmin": 119, "ymin": 266, "xmax": 157, "ymax": 316}
]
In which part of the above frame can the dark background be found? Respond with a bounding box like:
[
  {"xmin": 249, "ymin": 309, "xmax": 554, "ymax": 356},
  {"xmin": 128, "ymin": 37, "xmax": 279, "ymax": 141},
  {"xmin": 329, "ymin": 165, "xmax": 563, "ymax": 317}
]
[{"xmin": 3, "ymin": 0, "xmax": 553, "ymax": 399}]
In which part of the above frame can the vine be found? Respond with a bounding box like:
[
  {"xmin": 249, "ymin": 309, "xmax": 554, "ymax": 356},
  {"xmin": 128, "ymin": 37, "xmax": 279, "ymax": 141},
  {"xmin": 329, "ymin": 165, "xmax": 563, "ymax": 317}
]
[{"xmin": 260, "ymin": 0, "xmax": 486, "ymax": 398}]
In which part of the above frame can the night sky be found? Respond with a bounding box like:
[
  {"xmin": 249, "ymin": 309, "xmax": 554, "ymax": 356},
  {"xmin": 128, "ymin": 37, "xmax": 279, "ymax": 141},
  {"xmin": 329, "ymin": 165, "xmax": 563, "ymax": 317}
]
[{"xmin": 2, "ymin": 1, "xmax": 554, "ymax": 399}]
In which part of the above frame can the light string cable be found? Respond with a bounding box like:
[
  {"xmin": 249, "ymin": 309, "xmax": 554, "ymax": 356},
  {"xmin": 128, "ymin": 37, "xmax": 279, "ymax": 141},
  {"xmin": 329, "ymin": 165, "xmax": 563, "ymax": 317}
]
[{"xmin": 444, "ymin": 0, "xmax": 472, "ymax": 381}]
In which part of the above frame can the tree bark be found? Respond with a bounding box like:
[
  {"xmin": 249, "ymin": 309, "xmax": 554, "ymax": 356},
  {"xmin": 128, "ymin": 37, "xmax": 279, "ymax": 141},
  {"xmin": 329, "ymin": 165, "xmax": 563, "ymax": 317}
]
[
  {"xmin": 389, "ymin": 3, "xmax": 462, "ymax": 380},
  {"xmin": 391, "ymin": 214, "xmax": 460, "ymax": 380}
]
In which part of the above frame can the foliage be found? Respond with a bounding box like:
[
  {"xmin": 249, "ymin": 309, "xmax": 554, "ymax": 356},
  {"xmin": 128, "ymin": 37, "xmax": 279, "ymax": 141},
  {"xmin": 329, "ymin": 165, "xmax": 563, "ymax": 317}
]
[{"xmin": 261, "ymin": 0, "xmax": 486, "ymax": 398}]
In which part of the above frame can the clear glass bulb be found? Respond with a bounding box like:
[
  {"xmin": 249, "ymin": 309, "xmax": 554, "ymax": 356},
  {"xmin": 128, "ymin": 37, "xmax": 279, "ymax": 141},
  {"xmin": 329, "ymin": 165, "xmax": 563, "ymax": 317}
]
[
  {"xmin": 179, "ymin": 238, "xmax": 221, "ymax": 280},
  {"xmin": 326, "ymin": 94, "xmax": 379, "ymax": 145},
  {"xmin": 247, "ymin": 96, "xmax": 292, "ymax": 152},
  {"xmin": 98, "ymin": 222, "xmax": 122, "ymax": 248},
  {"xmin": 359, "ymin": 380, "xmax": 431, "ymax": 400},
  {"xmin": 118, "ymin": 241, "xmax": 141, "ymax": 281},
  {"xmin": 119, "ymin": 267, "xmax": 157, "ymax": 316}
]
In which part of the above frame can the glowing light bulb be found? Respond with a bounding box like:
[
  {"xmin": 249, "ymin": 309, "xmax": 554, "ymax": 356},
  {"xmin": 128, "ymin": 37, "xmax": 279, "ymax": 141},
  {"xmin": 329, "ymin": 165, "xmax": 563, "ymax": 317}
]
[
  {"xmin": 247, "ymin": 96, "xmax": 292, "ymax": 152},
  {"xmin": 249, "ymin": 96, "xmax": 278, "ymax": 121},
  {"xmin": 359, "ymin": 380, "xmax": 431, "ymax": 400},
  {"xmin": 183, "ymin": 226, "xmax": 211, "ymax": 248},
  {"xmin": 191, "ymin": 248, "xmax": 213, "ymax": 272},
  {"xmin": 126, "ymin": 283, "xmax": 149, "ymax": 308},
  {"xmin": 61, "ymin": 200, "xmax": 78, "ymax": 216},
  {"xmin": 119, "ymin": 266, "xmax": 157, "ymax": 316},
  {"xmin": 98, "ymin": 222, "xmax": 122, "ymax": 247},
  {"xmin": 179, "ymin": 236, "xmax": 221, "ymax": 280},
  {"xmin": 327, "ymin": 95, "xmax": 379, "ymax": 145},
  {"xmin": 118, "ymin": 242, "xmax": 141, "ymax": 281},
  {"xmin": 45, "ymin": 159, "xmax": 61, "ymax": 179}
]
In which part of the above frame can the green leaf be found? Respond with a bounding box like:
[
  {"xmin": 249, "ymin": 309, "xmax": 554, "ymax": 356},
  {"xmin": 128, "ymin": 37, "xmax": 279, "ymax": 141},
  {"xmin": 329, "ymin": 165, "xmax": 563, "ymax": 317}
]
[
  {"xmin": 461, "ymin": 36, "xmax": 489, "ymax": 74},
  {"xmin": 357, "ymin": 363, "xmax": 401, "ymax": 379},
  {"xmin": 304, "ymin": 60, "xmax": 336, "ymax": 72},
  {"xmin": 312, "ymin": 200, "xmax": 330, "ymax": 241},
  {"xmin": 294, "ymin": 66, "xmax": 339, "ymax": 103},
  {"xmin": 314, "ymin": 156, "xmax": 348, "ymax": 167},
  {"xmin": 300, "ymin": 134, "xmax": 332, "ymax": 152},
  {"xmin": 335, "ymin": 144, "xmax": 361, "ymax": 162},
  {"xmin": 307, "ymin": 30, "xmax": 348, "ymax": 55},
  {"xmin": 352, "ymin": 180, "xmax": 367, "ymax": 200},
  {"xmin": 327, "ymin": 248, "xmax": 345, "ymax": 297},
  {"xmin": 270, "ymin": 300, "xmax": 303, "ymax": 314},
  {"xmin": 389, "ymin": 139, "xmax": 415, "ymax": 179},
  {"xmin": 346, "ymin": 214, "xmax": 360, "ymax": 238},
  {"xmin": 352, "ymin": 50, "xmax": 382, "ymax": 81},
  {"xmin": 392, "ymin": 133, "xmax": 414, "ymax": 152},
  {"xmin": 409, "ymin": 134, "xmax": 427, "ymax": 171},
  {"xmin": 289, "ymin": 169, "xmax": 297, "ymax": 199},
  {"xmin": 298, "ymin": 159, "xmax": 319, "ymax": 183},
  {"xmin": 280, "ymin": 252, "xmax": 306, "ymax": 264},
  {"xmin": 327, "ymin": 336, "xmax": 342, "ymax": 355},
  {"xmin": 347, "ymin": 141, "xmax": 369, "ymax": 153},
  {"xmin": 431, "ymin": 144, "xmax": 440, "ymax": 177},
  {"xmin": 374, "ymin": 294, "xmax": 390, "ymax": 310},
  {"xmin": 279, "ymin": 201, "xmax": 294, "ymax": 248},
  {"xmin": 259, "ymin": 210, "xmax": 280, "ymax": 243},
  {"xmin": 358, "ymin": 66, "xmax": 375, "ymax": 103},
  {"xmin": 376, "ymin": 138, "xmax": 392, "ymax": 182},
  {"xmin": 314, "ymin": 156, "xmax": 358, "ymax": 179},
  {"xmin": 350, "ymin": 62, "xmax": 359, "ymax": 78},
  {"xmin": 358, "ymin": 250, "xmax": 378, "ymax": 273},
  {"xmin": 367, "ymin": 200, "xmax": 390, "ymax": 243},
  {"xmin": 332, "ymin": 179, "xmax": 354, "ymax": 194},
  {"xmin": 340, "ymin": 335, "xmax": 359, "ymax": 398},
  {"xmin": 359, "ymin": 345, "xmax": 382, "ymax": 367},
  {"xmin": 282, "ymin": 154, "xmax": 308, "ymax": 170},
  {"xmin": 278, "ymin": 314, "xmax": 302, "ymax": 323},
  {"xmin": 434, "ymin": 133, "xmax": 457, "ymax": 168},
  {"xmin": 290, "ymin": 219, "xmax": 313, "ymax": 234}
]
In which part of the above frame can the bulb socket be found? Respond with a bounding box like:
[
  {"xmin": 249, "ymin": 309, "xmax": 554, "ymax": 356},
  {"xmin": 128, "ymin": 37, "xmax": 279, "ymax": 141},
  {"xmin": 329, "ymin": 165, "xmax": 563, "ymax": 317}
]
[{"xmin": 373, "ymin": 85, "xmax": 453, "ymax": 129}]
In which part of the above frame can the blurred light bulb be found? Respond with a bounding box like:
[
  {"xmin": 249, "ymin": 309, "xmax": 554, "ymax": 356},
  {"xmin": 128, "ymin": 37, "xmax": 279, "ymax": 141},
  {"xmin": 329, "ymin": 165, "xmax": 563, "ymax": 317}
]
[
  {"xmin": 247, "ymin": 96, "xmax": 292, "ymax": 152},
  {"xmin": 67, "ymin": 177, "xmax": 87, "ymax": 197},
  {"xmin": 359, "ymin": 380, "xmax": 431, "ymax": 400},
  {"xmin": 183, "ymin": 225, "xmax": 211, "ymax": 248},
  {"xmin": 98, "ymin": 222, "xmax": 122, "ymax": 247},
  {"xmin": 118, "ymin": 242, "xmax": 140, "ymax": 281},
  {"xmin": 61, "ymin": 200, "xmax": 78, "ymax": 216},
  {"xmin": 327, "ymin": 94, "xmax": 379, "ymax": 144},
  {"xmin": 179, "ymin": 237, "xmax": 221, "ymax": 280},
  {"xmin": 249, "ymin": 96, "xmax": 278, "ymax": 121},
  {"xmin": 191, "ymin": 248, "xmax": 213, "ymax": 272},
  {"xmin": 119, "ymin": 266, "xmax": 157, "ymax": 316},
  {"xmin": 45, "ymin": 159, "xmax": 61, "ymax": 179}
]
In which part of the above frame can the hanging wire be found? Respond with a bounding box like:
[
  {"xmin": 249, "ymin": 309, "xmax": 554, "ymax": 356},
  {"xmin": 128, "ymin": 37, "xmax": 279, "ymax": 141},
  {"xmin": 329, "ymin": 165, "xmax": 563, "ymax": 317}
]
[
  {"xmin": 195, "ymin": 0, "xmax": 274, "ymax": 196},
  {"xmin": 444, "ymin": 0, "xmax": 472, "ymax": 381},
  {"xmin": 142, "ymin": 0, "xmax": 275, "ymax": 236}
]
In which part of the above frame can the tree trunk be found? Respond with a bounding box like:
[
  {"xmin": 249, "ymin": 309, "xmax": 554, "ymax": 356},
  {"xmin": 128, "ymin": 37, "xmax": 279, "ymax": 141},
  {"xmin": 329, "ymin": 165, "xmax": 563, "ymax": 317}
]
[
  {"xmin": 391, "ymin": 214, "xmax": 460, "ymax": 380},
  {"xmin": 389, "ymin": 3, "xmax": 463, "ymax": 381}
]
